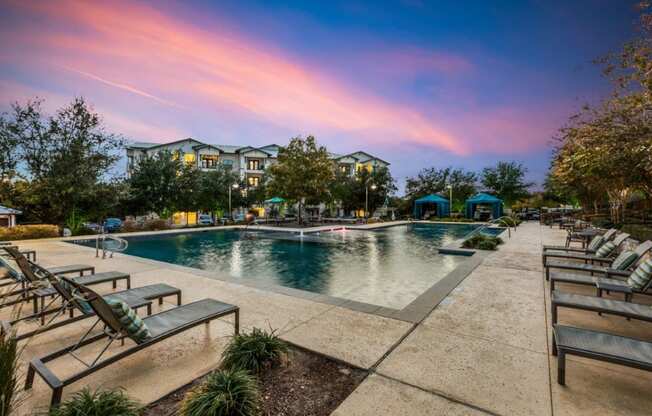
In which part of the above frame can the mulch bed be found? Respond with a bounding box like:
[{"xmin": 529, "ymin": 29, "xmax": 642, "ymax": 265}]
[{"xmin": 142, "ymin": 346, "xmax": 367, "ymax": 416}]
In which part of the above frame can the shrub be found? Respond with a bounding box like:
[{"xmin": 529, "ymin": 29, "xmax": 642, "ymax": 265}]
[
  {"xmin": 220, "ymin": 328, "xmax": 288, "ymax": 374},
  {"xmin": 0, "ymin": 225, "xmax": 59, "ymax": 241},
  {"xmin": 0, "ymin": 330, "xmax": 19, "ymax": 416},
  {"xmin": 142, "ymin": 219, "xmax": 170, "ymax": 231},
  {"xmin": 180, "ymin": 369, "xmax": 261, "ymax": 416},
  {"xmin": 462, "ymin": 234, "xmax": 503, "ymax": 250},
  {"xmin": 47, "ymin": 388, "xmax": 140, "ymax": 416},
  {"xmin": 620, "ymin": 224, "xmax": 652, "ymax": 243}
]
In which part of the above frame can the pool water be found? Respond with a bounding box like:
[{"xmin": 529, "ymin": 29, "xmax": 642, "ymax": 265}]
[{"xmin": 77, "ymin": 223, "xmax": 479, "ymax": 309}]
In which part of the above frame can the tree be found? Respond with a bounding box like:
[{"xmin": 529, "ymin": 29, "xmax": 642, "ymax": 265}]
[
  {"xmin": 0, "ymin": 115, "xmax": 20, "ymax": 179},
  {"xmin": 481, "ymin": 161, "xmax": 533, "ymax": 206},
  {"xmin": 126, "ymin": 151, "xmax": 181, "ymax": 216},
  {"xmin": 0, "ymin": 98, "xmax": 124, "ymax": 223},
  {"xmin": 267, "ymin": 136, "xmax": 334, "ymax": 224},
  {"xmin": 405, "ymin": 167, "xmax": 477, "ymax": 211},
  {"xmin": 195, "ymin": 166, "xmax": 241, "ymax": 214}
]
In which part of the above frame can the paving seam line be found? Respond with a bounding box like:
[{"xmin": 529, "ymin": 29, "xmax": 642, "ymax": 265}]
[{"xmin": 372, "ymin": 372, "xmax": 503, "ymax": 416}]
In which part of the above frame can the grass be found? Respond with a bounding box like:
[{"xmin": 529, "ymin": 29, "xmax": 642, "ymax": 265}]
[
  {"xmin": 180, "ymin": 369, "xmax": 261, "ymax": 416},
  {"xmin": 46, "ymin": 388, "xmax": 141, "ymax": 416},
  {"xmin": 220, "ymin": 328, "xmax": 288, "ymax": 374}
]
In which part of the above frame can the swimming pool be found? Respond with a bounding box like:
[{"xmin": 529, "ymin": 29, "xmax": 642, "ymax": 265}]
[{"xmin": 74, "ymin": 223, "xmax": 482, "ymax": 309}]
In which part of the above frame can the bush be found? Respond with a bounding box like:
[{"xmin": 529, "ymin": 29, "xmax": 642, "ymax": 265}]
[
  {"xmin": 142, "ymin": 219, "xmax": 170, "ymax": 231},
  {"xmin": 0, "ymin": 225, "xmax": 59, "ymax": 241},
  {"xmin": 0, "ymin": 330, "xmax": 19, "ymax": 416},
  {"xmin": 47, "ymin": 388, "xmax": 140, "ymax": 416},
  {"xmin": 620, "ymin": 224, "xmax": 652, "ymax": 242},
  {"xmin": 220, "ymin": 328, "xmax": 288, "ymax": 374},
  {"xmin": 462, "ymin": 234, "xmax": 503, "ymax": 250},
  {"xmin": 180, "ymin": 369, "xmax": 261, "ymax": 416}
]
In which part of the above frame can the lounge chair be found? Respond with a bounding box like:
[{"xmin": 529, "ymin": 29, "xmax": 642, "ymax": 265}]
[
  {"xmin": 551, "ymin": 290, "xmax": 652, "ymax": 325},
  {"xmin": 552, "ymin": 325, "xmax": 652, "ymax": 385},
  {"xmin": 542, "ymin": 233, "xmax": 629, "ymax": 266},
  {"xmin": 1, "ymin": 245, "xmax": 37, "ymax": 261},
  {"xmin": 25, "ymin": 277, "xmax": 239, "ymax": 406},
  {"xmin": 549, "ymin": 256, "xmax": 652, "ymax": 301},
  {"xmin": 545, "ymin": 240, "xmax": 652, "ymax": 281},
  {"xmin": 5, "ymin": 258, "xmax": 181, "ymax": 340},
  {"xmin": 1, "ymin": 247, "xmax": 130, "ymax": 313},
  {"xmin": 543, "ymin": 228, "xmax": 618, "ymax": 252}
]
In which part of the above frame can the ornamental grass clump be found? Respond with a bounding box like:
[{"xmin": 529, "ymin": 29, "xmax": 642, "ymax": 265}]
[
  {"xmin": 220, "ymin": 327, "xmax": 288, "ymax": 374},
  {"xmin": 47, "ymin": 388, "xmax": 141, "ymax": 416},
  {"xmin": 180, "ymin": 369, "xmax": 261, "ymax": 416},
  {"xmin": 0, "ymin": 329, "xmax": 19, "ymax": 416}
]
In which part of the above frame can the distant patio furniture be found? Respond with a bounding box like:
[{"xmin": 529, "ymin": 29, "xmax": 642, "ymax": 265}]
[
  {"xmin": 544, "ymin": 240, "xmax": 652, "ymax": 281},
  {"xmin": 1, "ymin": 247, "xmax": 129, "ymax": 313},
  {"xmin": 552, "ymin": 325, "xmax": 652, "ymax": 385},
  {"xmin": 542, "ymin": 232, "xmax": 629, "ymax": 266},
  {"xmin": 25, "ymin": 277, "xmax": 239, "ymax": 406},
  {"xmin": 4, "ymin": 257, "xmax": 180, "ymax": 339}
]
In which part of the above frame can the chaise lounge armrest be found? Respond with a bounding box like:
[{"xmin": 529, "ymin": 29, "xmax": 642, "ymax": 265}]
[{"xmin": 604, "ymin": 268, "xmax": 630, "ymax": 279}]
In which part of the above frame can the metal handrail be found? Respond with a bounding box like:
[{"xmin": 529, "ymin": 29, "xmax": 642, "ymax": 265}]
[{"xmin": 96, "ymin": 231, "xmax": 128, "ymax": 259}]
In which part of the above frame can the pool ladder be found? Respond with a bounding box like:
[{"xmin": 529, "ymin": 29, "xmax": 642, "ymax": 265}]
[{"xmin": 95, "ymin": 232, "xmax": 128, "ymax": 259}]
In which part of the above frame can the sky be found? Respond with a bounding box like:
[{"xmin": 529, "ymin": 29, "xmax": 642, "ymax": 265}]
[{"xmin": 0, "ymin": 0, "xmax": 642, "ymax": 192}]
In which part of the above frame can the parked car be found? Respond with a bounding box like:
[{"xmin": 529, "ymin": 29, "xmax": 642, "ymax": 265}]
[
  {"xmin": 103, "ymin": 218, "xmax": 122, "ymax": 232},
  {"xmin": 197, "ymin": 214, "xmax": 214, "ymax": 226}
]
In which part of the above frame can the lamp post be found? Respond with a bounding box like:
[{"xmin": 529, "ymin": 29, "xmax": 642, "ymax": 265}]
[
  {"xmin": 228, "ymin": 183, "xmax": 239, "ymax": 220},
  {"xmin": 366, "ymin": 184, "xmax": 377, "ymax": 220},
  {"xmin": 446, "ymin": 184, "xmax": 452, "ymax": 217}
]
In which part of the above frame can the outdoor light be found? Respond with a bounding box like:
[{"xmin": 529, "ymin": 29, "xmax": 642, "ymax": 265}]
[
  {"xmin": 229, "ymin": 183, "xmax": 240, "ymax": 220},
  {"xmin": 371, "ymin": 184, "xmax": 377, "ymax": 191},
  {"xmin": 232, "ymin": 183, "xmax": 239, "ymax": 189}
]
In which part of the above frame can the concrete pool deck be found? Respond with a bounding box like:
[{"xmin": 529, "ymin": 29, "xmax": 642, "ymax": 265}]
[{"xmin": 4, "ymin": 222, "xmax": 652, "ymax": 414}]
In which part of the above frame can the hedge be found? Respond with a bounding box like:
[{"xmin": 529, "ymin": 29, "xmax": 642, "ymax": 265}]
[
  {"xmin": 620, "ymin": 224, "xmax": 652, "ymax": 242},
  {"xmin": 0, "ymin": 225, "xmax": 60, "ymax": 241}
]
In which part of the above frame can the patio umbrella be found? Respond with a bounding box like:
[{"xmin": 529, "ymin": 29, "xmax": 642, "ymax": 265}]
[{"xmin": 264, "ymin": 197, "xmax": 286, "ymax": 204}]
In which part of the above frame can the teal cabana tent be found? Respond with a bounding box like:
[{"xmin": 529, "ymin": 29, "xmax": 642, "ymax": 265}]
[
  {"xmin": 413, "ymin": 194, "xmax": 450, "ymax": 219},
  {"xmin": 465, "ymin": 193, "xmax": 503, "ymax": 220}
]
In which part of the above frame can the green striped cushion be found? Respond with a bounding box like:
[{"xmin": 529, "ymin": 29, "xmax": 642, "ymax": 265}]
[
  {"xmin": 587, "ymin": 235, "xmax": 604, "ymax": 251},
  {"xmin": 105, "ymin": 298, "xmax": 151, "ymax": 343},
  {"xmin": 612, "ymin": 250, "xmax": 638, "ymax": 270},
  {"xmin": 595, "ymin": 241, "xmax": 616, "ymax": 258},
  {"xmin": 627, "ymin": 258, "xmax": 652, "ymax": 290}
]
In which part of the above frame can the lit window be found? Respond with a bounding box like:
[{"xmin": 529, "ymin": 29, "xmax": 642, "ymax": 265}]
[
  {"xmin": 201, "ymin": 155, "xmax": 218, "ymax": 168},
  {"xmin": 184, "ymin": 153, "xmax": 196, "ymax": 164},
  {"xmin": 247, "ymin": 159, "xmax": 260, "ymax": 170},
  {"xmin": 247, "ymin": 176, "xmax": 260, "ymax": 187}
]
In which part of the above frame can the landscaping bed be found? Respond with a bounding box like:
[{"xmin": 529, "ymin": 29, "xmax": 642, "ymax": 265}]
[{"xmin": 142, "ymin": 346, "xmax": 366, "ymax": 416}]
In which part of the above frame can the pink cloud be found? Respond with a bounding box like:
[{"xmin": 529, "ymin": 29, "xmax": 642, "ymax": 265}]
[{"xmin": 2, "ymin": 0, "xmax": 467, "ymax": 154}]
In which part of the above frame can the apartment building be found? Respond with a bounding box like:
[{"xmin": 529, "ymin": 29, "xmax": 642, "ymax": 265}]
[{"xmin": 126, "ymin": 138, "xmax": 390, "ymax": 187}]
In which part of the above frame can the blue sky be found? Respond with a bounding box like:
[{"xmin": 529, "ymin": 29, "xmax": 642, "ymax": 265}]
[{"xmin": 0, "ymin": 0, "xmax": 640, "ymax": 191}]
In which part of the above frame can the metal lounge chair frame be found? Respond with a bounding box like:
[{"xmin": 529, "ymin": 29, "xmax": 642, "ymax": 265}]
[
  {"xmin": 542, "ymin": 232, "xmax": 629, "ymax": 266},
  {"xmin": 552, "ymin": 325, "xmax": 652, "ymax": 385},
  {"xmin": 25, "ymin": 277, "xmax": 239, "ymax": 406},
  {"xmin": 544, "ymin": 240, "xmax": 652, "ymax": 281},
  {"xmin": 1, "ymin": 247, "xmax": 129, "ymax": 313},
  {"xmin": 551, "ymin": 290, "xmax": 652, "ymax": 325},
  {"xmin": 543, "ymin": 228, "xmax": 618, "ymax": 252},
  {"xmin": 6, "ymin": 260, "xmax": 181, "ymax": 341}
]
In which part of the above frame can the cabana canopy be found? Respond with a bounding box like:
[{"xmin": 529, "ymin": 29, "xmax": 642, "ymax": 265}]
[
  {"xmin": 465, "ymin": 193, "xmax": 503, "ymax": 220},
  {"xmin": 413, "ymin": 194, "xmax": 450, "ymax": 219}
]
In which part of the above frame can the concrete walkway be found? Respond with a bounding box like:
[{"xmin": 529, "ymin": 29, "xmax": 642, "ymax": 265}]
[
  {"xmin": 4, "ymin": 222, "xmax": 652, "ymax": 414},
  {"xmin": 332, "ymin": 222, "xmax": 652, "ymax": 415}
]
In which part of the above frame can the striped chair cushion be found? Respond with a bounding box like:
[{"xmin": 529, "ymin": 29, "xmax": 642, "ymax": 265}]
[
  {"xmin": 105, "ymin": 298, "xmax": 152, "ymax": 343},
  {"xmin": 587, "ymin": 235, "xmax": 604, "ymax": 251},
  {"xmin": 595, "ymin": 241, "xmax": 616, "ymax": 258},
  {"xmin": 612, "ymin": 250, "xmax": 638, "ymax": 270},
  {"xmin": 627, "ymin": 258, "xmax": 652, "ymax": 290}
]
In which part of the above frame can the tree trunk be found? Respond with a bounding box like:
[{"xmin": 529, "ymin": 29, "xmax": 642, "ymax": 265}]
[{"xmin": 298, "ymin": 199, "xmax": 303, "ymax": 225}]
